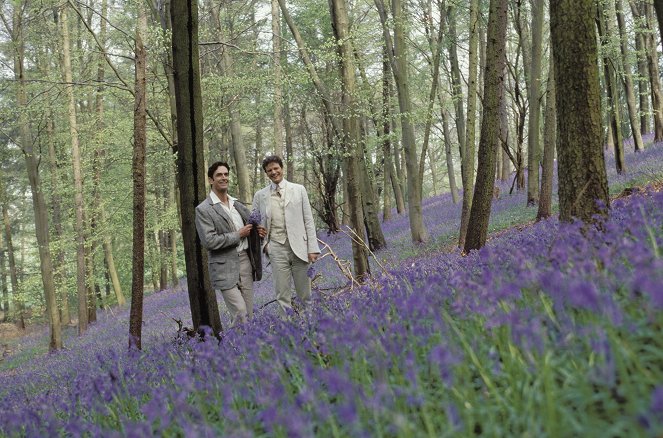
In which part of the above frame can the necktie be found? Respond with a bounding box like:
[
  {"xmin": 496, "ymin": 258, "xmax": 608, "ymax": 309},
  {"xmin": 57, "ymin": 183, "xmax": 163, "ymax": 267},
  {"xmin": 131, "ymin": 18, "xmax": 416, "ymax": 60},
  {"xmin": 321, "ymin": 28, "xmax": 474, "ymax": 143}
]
[{"xmin": 275, "ymin": 186, "xmax": 281, "ymax": 198}]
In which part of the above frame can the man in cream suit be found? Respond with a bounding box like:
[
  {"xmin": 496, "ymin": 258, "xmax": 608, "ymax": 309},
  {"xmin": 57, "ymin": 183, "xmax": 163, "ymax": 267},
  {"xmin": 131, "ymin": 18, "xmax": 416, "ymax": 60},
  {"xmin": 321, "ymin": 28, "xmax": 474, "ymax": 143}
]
[
  {"xmin": 195, "ymin": 161, "xmax": 265, "ymax": 326},
  {"xmin": 252, "ymin": 155, "xmax": 320, "ymax": 316}
]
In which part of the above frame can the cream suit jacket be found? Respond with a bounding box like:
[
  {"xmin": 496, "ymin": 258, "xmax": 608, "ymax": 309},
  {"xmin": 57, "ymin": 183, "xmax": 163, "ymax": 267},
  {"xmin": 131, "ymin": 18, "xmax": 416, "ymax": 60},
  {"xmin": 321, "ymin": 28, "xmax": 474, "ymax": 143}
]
[{"xmin": 252, "ymin": 180, "xmax": 320, "ymax": 262}]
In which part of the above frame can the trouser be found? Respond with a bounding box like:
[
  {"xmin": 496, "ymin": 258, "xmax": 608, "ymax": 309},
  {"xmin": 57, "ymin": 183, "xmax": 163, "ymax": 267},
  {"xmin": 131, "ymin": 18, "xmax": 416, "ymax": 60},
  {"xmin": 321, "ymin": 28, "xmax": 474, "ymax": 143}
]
[
  {"xmin": 216, "ymin": 251, "xmax": 254, "ymax": 326},
  {"xmin": 268, "ymin": 239, "xmax": 311, "ymax": 316}
]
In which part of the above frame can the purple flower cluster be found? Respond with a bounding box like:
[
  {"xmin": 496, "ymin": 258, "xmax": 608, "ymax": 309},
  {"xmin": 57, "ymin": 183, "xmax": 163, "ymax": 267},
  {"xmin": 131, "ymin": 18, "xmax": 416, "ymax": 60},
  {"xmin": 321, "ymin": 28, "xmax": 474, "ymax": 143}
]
[
  {"xmin": 248, "ymin": 208, "xmax": 261, "ymax": 225},
  {"xmin": 1, "ymin": 142, "xmax": 662, "ymax": 436}
]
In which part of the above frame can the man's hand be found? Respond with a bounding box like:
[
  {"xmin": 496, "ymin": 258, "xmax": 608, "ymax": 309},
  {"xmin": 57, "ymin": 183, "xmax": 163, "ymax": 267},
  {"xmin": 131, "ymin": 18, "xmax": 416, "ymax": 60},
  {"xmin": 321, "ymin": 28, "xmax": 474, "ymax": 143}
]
[
  {"xmin": 257, "ymin": 225, "xmax": 267, "ymax": 238},
  {"xmin": 238, "ymin": 224, "xmax": 252, "ymax": 238},
  {"xmin": 308, "ymin": 253, "xmax": 319, "ymax": 263}
]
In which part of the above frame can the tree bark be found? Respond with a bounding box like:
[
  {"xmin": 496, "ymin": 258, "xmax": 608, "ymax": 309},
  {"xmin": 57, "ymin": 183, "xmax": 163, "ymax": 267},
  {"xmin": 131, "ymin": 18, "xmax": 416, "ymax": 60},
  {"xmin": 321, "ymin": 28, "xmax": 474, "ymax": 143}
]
[
  {"xmin": 272, "ymin": 0, "xmax": 285, "ymax": 159},
  {"xmin": 527, "ymin": 0, "xmax": 544, "ymax": 206},
  {"xmin": 60, "ymin": 5, "xmax": 88, "ymax": 335},
  {"xmin": 550, "ymin": 0, "xmax": 610, "ymax": 223},
  {"xmin": 375, "ymin": 0, "xmax": 429, "ymax": 243},
  {"xmin": 615, "ymin": 0, "xmax": 644, "ymax": 151},
  {"xmin": 171, "ymin": 0, "xmax": 222, "ymax": 334},
  {"xmin": 13, "ymin": 2, "xmax": 61, "ymax": 348},
  {"xmin": 537, "ymin": 61, "xmax": 556, "ymax": 221},
  {"xmin": 129, "ymin": 0, "xmax": 148, "ymax": 349},
  {"xmin": 464, "ymin": 0, "xmax": 508, "ymax": 252},
  {"xmin": 597, "ymin": 3, "xmax": 626, "ymax": 174},
  {"xmin": 458, "ymin": 0, "xmax": 479, "ymax": 247},
  {"xmin": 0, "ymin": 187, "xmax": 24, "ymax": 329},
  {"xmin": 330, "ymin": 0, "xmax": 371, "ymax": 279}
]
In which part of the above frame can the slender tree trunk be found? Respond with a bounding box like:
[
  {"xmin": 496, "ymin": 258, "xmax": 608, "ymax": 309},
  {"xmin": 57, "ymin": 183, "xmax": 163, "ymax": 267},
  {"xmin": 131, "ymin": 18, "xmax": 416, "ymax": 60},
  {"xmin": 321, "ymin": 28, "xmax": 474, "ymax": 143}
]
[
  {"xmin": 458, "ymin": 0, "xmax": 479, "ymax": 247},
  {"xmin": 129, "ymin": 1, "xmax": 148, "ymax": 349},
  {"xmin": 537, "ymin": 61, "xmax": 557, "ymax": 221},
  {"xmin": 551, "ymin": 0, "xmax": 610, "ymax": 223},
  {"xmin": 441, "ymin": 109, "xmax": 459, "ymax": 203},
  {"xmin": 634, "ymin": 24, "xmax": 650, "ymax": 135},
  {"xmin": 382, "ymin": 47, "xmax": 405, "ymax": 216},
  {"xmin": 375, "ymin": 0, "xmax": 429, "ymax": 243},
  {"xmin": 1, "ymin": 190, "xmax": 23, "ymax": 329},
  {"xmin": 272, "ymin": 0, "xmax": 285, "ymax": 158},
  {"xmin": 464, "ymin": 0, "xmax": 508, "ymax": 252},
  {"xmin": 527, "ymin": 0, "xmax": 544, "ymax": 206},
  {"xmin": 154, "ymin": 0, "xmax": 180, "ymax": 288},
  {"xmin": 43, "ymin": 87, "xmax": 70, "ymax": 325},
  {"xmin": 644, "ymin": 3, "xmax": 663, "ymax": 141},
  {"xmin": 61, "ymin": 5, "xmax": 88, "ymax": 335},
  {"xmin": 330, "ymin": 0, "xmax": 371, "ymax": 278},
  {"xmin": 12, "ymin": 3, "xmax": 61, "ymax": 348},
  {"xmin": 0, "ymin": 241, "xmax": 8, "ymax": 321},
  {"xmin": 212, "ymin": 8, "xmax": 251, "ymax": 203},
  {"xmin": 171, "ymin": 0, "xmax": 222, "ymax": 334},
  {"xmin": 598, "ymin": 4, "xmax": 626, "ymax": 174},
  {"xmin": 615, "ymin": 0, "xmax": 644, "ymax": 151}
]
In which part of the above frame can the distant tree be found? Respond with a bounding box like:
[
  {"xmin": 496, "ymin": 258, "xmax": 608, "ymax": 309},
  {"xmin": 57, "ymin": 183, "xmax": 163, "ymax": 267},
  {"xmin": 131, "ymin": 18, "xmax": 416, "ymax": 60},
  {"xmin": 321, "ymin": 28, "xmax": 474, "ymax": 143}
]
[
  {"xmin": 381, "ymin": 48, "xmax": 405, "ymax": 218},
  {"xmin": 0, "ymin": 236, "xmax": 7, "ymax": 320},
  {"xmin": 60, "ymin": 4, "xmax": 88, "ymax": 335},
  {"xmin": 129, "ymin": 0, "xmax": 148, "ymax": 350},
  {"xmin": 527, "ymin": 0, "xmax": 544, "ymax": 206},
  {"xmin": 652, "ymin": 0, "xmax": 663, "ymax": 53},
  {"xmin": 171, "ymin": 0, "xmax": 222, "ymax": 334},
  {"xmin": 464, "ymin": 0, "xmax": 509, "ymax": 252},
  {"xmin": 597, "ymin": 2, "xmax": 625, "ymax": 174},
  {"xmin": 0, "ymin": 184, "xmax": 23, "ymax": 328},
  {"xmin": 278, "ymin": 0, "xmax": 370, "ymax": 279},
  {"xmin": 537, "ymin": 61, "xmax": 556, "ymax": 221},
  {"xmin": 12, "ymin": 1, "xmax": 61, "ymax": 348},
  {"xmin": 550, "ymin": 0, "xmax": 609, "ymax": 223},
  {"xmin": 615, "ymin": 0, "xmax": 644, "ymax": 152},
  {"xmin": 375, "ymin": 0, "xmax": 429, "ymax": 243}
]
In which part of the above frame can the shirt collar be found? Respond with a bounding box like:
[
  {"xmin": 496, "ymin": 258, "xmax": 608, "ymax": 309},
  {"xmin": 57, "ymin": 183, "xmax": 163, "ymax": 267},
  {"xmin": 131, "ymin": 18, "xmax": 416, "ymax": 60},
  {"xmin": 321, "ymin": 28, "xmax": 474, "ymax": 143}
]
[
  {"xmin": 271, "ymin": 179, "xmax": 286, "ymax": 192},
  {"xmin": 210, "ymin": 191, "xmax": 235, "ymax": 206}
]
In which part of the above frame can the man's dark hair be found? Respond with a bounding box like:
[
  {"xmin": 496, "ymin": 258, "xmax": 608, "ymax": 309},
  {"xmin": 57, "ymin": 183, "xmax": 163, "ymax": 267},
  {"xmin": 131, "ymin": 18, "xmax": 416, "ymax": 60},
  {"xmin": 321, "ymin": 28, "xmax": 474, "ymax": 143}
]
[
  {"xmin": 208, "ymin": 161, "xmax": 231, "ymax": 178},
  {"xmin": 261, "ymin": 155, "xmax": 283, "ymax": 171}
]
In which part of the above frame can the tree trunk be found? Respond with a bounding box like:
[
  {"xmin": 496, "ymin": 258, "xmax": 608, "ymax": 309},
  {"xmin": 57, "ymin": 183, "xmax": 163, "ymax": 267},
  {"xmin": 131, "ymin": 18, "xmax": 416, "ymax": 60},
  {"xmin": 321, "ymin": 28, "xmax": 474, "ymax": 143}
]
[
  {"xmin": 129, "ymin": 0, "xmax": 148, "ymax": 349},
  {"xmin": 458, "ymin": 0, "xmax": 479, "ymax": 247},
  {"xmin": 633, "ymin": 21, "xmax": 650, "ymax": 135},
  {"xmin": 441, "ymin": 109, "xmax": 459, "ymax": 204},
  {"xmin": 464, "ymin": 0, "xmax": 508, "ymax": 252},
  {"xmin": 644, "ymin": 3, "xmax": 663, "ymax": 141},
  {"xmin": 527, "ymin": 0, "xmax": 544, "ymax": 206},
  {"xmin": 0, "ymin": 189, "xmax": 24, "ymax": 329},
  {"xmin": 375, "ymin": 0, "xmax": 429, "ymax": 243},
  {"xmin": 171, "ymin": 0, "xmax": 222, "ymax": 334},
  {"xmin": 61, "ymin": 5, "xmax": 88, "ymax": 335},
  {"xmin": 615, "ymin": 0, "xmax": 644, "ymax": 151},
  {"xmin": 272, "ymin": 0, "xmax": 285, "ymax": 159},
  {"xmin": 13, "ymin": 3, "xmax": 61, "ymax": 348},
  {"xmin": 382, "ymin": 47, "xmax": 405, "ymax": 217},
  {"xmin": 537, "ymin": 61, "xmax": 557, "ymax": 221},
  {"xmin": 598, "ymin": 4, "xmax": 626, "ymax": 174},
  {"xmin": 330, "ymin": 0, "xmax": 371, "ymax": 279},
  {"xmin": 0, "ymin": 241, "xmax": 8, "ymax": 321},
  {"xmin": 550, "ymin": 0, "xmax": 610, "ymax": 223}
]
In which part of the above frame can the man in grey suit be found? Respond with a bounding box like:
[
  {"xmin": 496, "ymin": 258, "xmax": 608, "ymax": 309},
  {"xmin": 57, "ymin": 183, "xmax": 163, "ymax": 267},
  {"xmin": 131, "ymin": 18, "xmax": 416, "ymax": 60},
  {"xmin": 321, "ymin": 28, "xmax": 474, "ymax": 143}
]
[
  {"xmin": 252, "ymin": 155, "xmax": 320, "ymax": 316},
  {"xmin": 195, "ymin": 161, "xmax": 265, "ymax": 326}
]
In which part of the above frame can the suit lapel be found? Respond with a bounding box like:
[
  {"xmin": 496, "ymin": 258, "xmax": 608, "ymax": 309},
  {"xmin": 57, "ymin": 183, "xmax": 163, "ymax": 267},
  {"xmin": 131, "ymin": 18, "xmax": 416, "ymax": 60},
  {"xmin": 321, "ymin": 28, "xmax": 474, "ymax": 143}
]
[{"xmin": 211, "ymin": 202, "xmax": 233, "ymax": 228}]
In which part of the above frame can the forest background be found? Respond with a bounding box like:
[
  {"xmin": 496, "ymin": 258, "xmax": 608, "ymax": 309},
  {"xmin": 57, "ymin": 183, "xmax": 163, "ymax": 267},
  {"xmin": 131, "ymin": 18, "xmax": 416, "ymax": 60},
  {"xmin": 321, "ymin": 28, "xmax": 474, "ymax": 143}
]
[{"xmin": 1, "ymin": 0, "xmax": 662, "ymax": 348}]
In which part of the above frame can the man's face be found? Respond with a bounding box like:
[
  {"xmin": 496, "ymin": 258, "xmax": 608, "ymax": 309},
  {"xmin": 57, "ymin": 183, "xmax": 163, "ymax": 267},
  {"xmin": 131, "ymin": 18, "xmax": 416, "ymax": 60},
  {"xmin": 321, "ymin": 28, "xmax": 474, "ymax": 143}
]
[
  {"xmin": 209, "ymin": 165, "xmax": 230, "ymax": 194},
  {"xmin": 265, "ymin": 161, "xmax": 283, "ymax": 185}
]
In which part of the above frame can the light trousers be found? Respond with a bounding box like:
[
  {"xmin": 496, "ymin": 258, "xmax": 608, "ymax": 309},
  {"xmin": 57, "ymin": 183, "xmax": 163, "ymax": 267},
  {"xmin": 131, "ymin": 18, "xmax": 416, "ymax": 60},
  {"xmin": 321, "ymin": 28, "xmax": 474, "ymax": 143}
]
[
  {"xmin": 268, "ymin": 239, "xmax": 311, "ymax": 316},
  {"xmin": 216, "ymin": 251, "xmax": 254, "ymax": 326}
]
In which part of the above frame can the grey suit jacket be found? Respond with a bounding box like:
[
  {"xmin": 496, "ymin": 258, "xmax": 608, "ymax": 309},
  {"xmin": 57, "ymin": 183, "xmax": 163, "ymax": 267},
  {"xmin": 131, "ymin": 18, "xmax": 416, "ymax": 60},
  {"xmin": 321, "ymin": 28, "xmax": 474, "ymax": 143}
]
[
  {"xmin": 195, "ymin": 195, "xmax": 251, "ymax": 291},
  {"xmin": 252, "ymin": 179, "xmax": 320, "ymax": 262}
]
